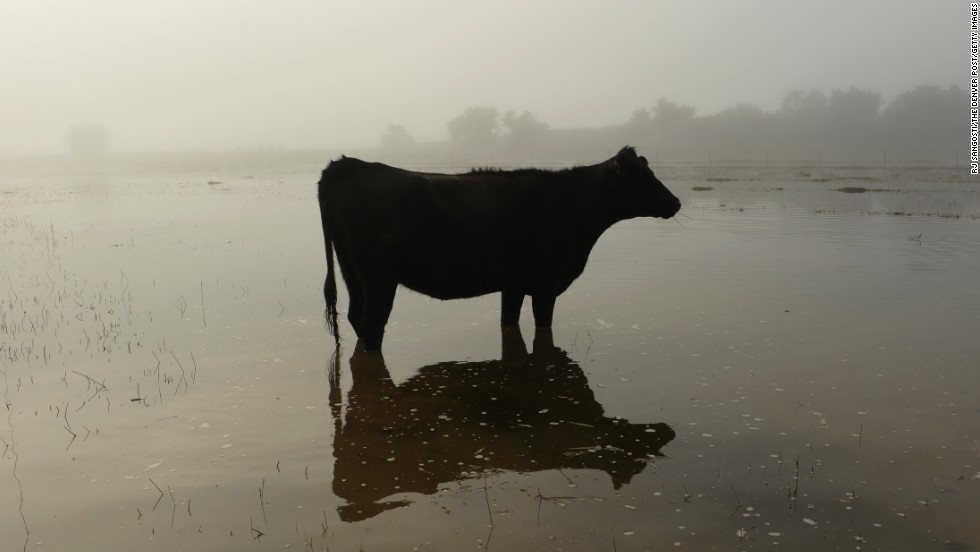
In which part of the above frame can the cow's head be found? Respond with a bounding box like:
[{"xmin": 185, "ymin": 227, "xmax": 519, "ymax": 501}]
[{"xmin": 609, "ymin": 146, "xmax": 681, "ymax": 219}]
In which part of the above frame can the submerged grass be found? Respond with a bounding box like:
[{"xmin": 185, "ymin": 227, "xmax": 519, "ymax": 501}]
[
  {"xmin": 810, "ymin": 207, "xmax": 978, "ymax": 218},
  {"xmin": 836, "ymin": 186, "xmax": 900, "ymax": 193}
]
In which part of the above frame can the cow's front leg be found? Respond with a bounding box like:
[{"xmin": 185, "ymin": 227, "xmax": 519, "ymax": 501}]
[
  {"xmin": 500, "ymin": 290, "xmax": 524, "ymax": 326},
  {"xmin": 531, "ymin": 294, "xmax": 556, "ymax": 329},
  {"xmin": 359, "ymin": 280, "xmax": 397, "ymax": 353}
]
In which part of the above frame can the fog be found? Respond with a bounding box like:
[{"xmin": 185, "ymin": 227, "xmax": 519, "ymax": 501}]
[{"xmin": 1, "ymin": 1, "xmax": 964, "ymax": 155}]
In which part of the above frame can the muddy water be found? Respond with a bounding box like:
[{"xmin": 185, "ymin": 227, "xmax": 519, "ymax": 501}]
[{"xmin": 1, "ymin": 157, "xmax": 978, "ymax": 551}]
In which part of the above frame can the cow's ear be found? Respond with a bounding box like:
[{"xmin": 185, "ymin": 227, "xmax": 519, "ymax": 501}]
[
  {"xmin": 612, "ymin": 146, "xmax": 639, "ymax": 178},
  {"xmin": 617, "ymin": 146, "xmax": 638, "ymax": 162}
]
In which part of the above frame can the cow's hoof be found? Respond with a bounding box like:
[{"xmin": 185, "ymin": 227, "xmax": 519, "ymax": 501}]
[{"xmin": 362, "ymin": 340, "xmax": 383, "ymax": 353}]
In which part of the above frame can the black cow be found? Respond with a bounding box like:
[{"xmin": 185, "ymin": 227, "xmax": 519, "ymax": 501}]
[{"xmin": 317, "ymin": 146, "xmax": 680, "ymax": 351}]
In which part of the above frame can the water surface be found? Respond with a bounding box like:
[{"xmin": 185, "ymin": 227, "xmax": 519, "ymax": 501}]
[{"xmin": 1, "ymin": 156, "xmax": 978, "ymax": 551}]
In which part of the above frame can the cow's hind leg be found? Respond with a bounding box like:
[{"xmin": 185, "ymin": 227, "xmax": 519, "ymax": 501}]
[
  {"xmin": 359, "ymin": 279, "xmax": 397, "ymax": 353},
  {"xmin": 346, "ymin": 282, "xmax": 365, "ymax": 339},
  {"xmin": 531, "ymin": 295, "xmax": 556, "ymax": 329},
  {"xmin": 500, "ymin": 290, "xmax": 524, "ymax": 326},
  {"xmin": 335, "ymin": 248, "xmax": 364, "ymax": 338}
]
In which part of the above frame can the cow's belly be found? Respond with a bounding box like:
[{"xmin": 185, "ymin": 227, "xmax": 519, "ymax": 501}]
[
  {"xmin": 390, "ymin": 233, "xmax": 522, "ymax": 300},
  {"xmin": 399, "ymin": 258, "xmax": 509, "ymax": 300}
]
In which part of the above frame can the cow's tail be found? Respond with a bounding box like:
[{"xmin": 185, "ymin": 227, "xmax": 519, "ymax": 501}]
[{"xmin": 318, "ymin": 164, "xmax": 340, "ymax": 346}]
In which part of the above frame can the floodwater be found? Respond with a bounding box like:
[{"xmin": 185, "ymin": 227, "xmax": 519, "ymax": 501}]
[{"xmin": 1, "ymin": 154, "xmax": 978, "ymax": 551}]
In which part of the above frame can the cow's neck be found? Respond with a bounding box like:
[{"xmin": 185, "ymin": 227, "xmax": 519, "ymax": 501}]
[{"xmin": 569, "ymin": 163, "xmax": 627, "ymax": 239}]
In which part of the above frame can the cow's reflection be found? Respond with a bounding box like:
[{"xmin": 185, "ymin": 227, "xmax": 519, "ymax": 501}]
[{"xmin": 330, "ymin": 328, "xmax": 675, "ymax": 522}]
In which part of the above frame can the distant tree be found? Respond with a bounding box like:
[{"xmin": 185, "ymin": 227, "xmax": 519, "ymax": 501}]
[
  {"xmin": 709, "ymin": 103, "xmax": 768, "ymax": 143},
  {"xmin": 829, "ymin": 87, "xmax": 881, "ymax": 121},
  {"xmin": 447, "ymin": 107, "xmax": 499, "ymax": 146},
  {"xmin": 777, "ymin": 89, "xmax": 830, "ymax": 142},
  {"xmin": 381, "ymin": 124, "xmax": 416, "ymax": 150},
  {"xmin": 652, "ymin": 97, "xmax": 696, "ymax": 129},
  {"xmin": 626, "ymin": 107, "xmax": 654, "ymax": 142},
  {"xmin": 880, "ymin": 84, "xmax": 967, "ymax": 143},
  {"xmin": 649, "ymin": 98, "xmax": 697, "ymax": 142},
  {"xmin": 629, "ymin": 108, "xmax": 652, "ymax": 126},
  {"xmin": 501, "ymin": 110, "xmax": 549, "ymax": 144},
  {"xmin": 828, "ymin": 87, "xmax": 881, "ymax": 141},
  {"xmin": 780, "ymin": 89, "xmax": 829, "ymax": 115},
  {"xmin": 65, "ymin": 121, "xmax": 108, "ymax": 156}
]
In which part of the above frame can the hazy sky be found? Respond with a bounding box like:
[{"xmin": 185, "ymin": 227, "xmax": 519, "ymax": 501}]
[{"xmin": 1, "ymin": 1, "xmax": 964, "ymax": 154}]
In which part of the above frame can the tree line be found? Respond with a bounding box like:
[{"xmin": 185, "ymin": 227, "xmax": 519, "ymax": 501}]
[
  {"xmin": 382, "ymin": 85, "xmax": 967, "ymax": 153},
  {"xmin": 382, "ymin": 107, "xmax": 549, "ymax": 149},
  {"xmin": 626, "ymin": 85, "xmax": 965, "ymax": 147}
]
